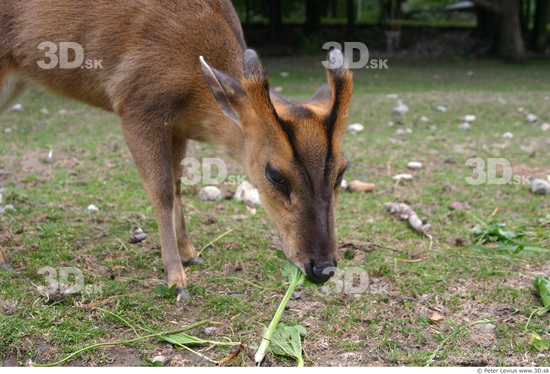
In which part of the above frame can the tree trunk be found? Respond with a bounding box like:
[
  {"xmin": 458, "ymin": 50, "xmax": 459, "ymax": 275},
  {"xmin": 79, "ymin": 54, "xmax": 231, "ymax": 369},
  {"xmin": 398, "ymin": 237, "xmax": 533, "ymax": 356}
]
[
  {"xmin": 532, "ymin": 0, "xmax": 549, "ymax": 52},
  {"xmin": 269, "ymin": 0, "xmax": 283, "ymax": 41},
  {"xmin": 331, "ymin": 0, "xmax": 338, "ymax": 18},
  {"xmin": 471, "ymin": 0, "xmax": 527, "ymax": 63},
  {"xmin": 347, "ymin": 0, "xmax": 355, "ymax": 37},
  {"xmin": 305, "ymin": 0, "xmax": 323, "ymax": 36},
  {"xmin": 499, "ymin": 0, "xmax": 527, "ymax": 62}
]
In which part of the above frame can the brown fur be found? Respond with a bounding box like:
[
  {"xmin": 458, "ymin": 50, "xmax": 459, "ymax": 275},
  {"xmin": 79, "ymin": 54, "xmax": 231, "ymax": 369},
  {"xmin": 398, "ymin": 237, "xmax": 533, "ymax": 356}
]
[{"xmin": 0, "ymin": 0, "xmax": 353, "ymax": 292}]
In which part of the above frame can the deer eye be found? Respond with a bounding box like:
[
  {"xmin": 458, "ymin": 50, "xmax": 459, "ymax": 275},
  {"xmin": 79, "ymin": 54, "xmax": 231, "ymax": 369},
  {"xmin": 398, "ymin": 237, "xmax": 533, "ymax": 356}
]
[
  {"xmin": 265, "ymin": 164, "xmax": 287, "ymax": 187},
  {"xmin": 335, "ymin": 169, "xmax": 346, "ymax": 188}
]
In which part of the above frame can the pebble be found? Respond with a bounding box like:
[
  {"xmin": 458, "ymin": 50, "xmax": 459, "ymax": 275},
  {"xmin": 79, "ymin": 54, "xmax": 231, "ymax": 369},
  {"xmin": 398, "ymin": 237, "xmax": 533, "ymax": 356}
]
[
  {"xmin": 395, "ymin": 128, "xmax": 405, "ymax": 135},
  {"xmin": 40, "ymin": 108, "xmax": 50, "ymax": 115},
  {"xmin": 502, "ymin": 132, "xmax": 514, "ymax": 139},
  {"xmin": 434, "ymin": 105, "xmax": 448, "ymax": 112},
  {"xmin": 419, "ymin": 116, "xmax": 429, "ymax": 122},
  {"xmin": 541, "ymin": 123, "xmax": 550, "ymax": 131},
  {"xmin": 458, "ymin": 122, "xmax": 471, "ymax": 131},
  {"xmin": 347, "ymin": 123, "xmax": 364, "ymax": 133},
  {"xmin": 243, "ymin": 188, "xmax": 261, "ymax": 207},
  {"xmin": 273, "ymin": 86, "xmax": 283, "ymax": 93},
  {"xmin": 449, "ymin": 201, "xmax": 463, "ymax": 211},
  {"xmin": 0, "ymin": 204, "xmax": 15, "ymax": 214},
  {"xmin": 58, "ymin": 109, "xmax": 67, "ymax": 115},
  {"xmin": 204, "ymin": 327, "xmax": 218, "ymax": 336},
  {"xmin": 526, "ymin": 113, "xmax": 538, "ymax": 123},
  {"xmin": 392, "ymin": 173, "xmax": 413, "ymax": 181},
  {"xmin": 340, "ymin": 179, "xmax": 348, "ymax": 191},
  {"xmin": 280, "ymin": 72, "xmax": 289, "ymax": 78},
  {"xmin": 152, "ymin": 356, "xmax": 167, "ymax": 364},
  {"xmin": 12, "ymin": 103, "xmax": 23, "ymax": 112},
  {"xmin": 234, "ymin": 181, "xmax": 261, "ymax": 206},
  {"xmin": 463, "ymin": 114, "xmax": 476, "ymax": 122},
  {"xmin": 531, "ymin": 178, "xmax": 550, "ymax": 195},
  {"xmin": 199, "ymin": 186, "xmax": 222, "ymax": 202},
  {"xmin": 407, "ymin": 161, "xmax": 422, "ymax": 170},
  {"xmin": 291, "ymin": 292, "xmax": 301, "ymax": 300},
  {"xmin": 87, "ymin": 204, "xmax": 99, "ymax": 212},
  {"xmin": 130, "ymin": 228, "xmax": 147, "ymax": 244},
  {"xmin": 386, "ymin": 93, "xmax": 398, "ymax": 99}
]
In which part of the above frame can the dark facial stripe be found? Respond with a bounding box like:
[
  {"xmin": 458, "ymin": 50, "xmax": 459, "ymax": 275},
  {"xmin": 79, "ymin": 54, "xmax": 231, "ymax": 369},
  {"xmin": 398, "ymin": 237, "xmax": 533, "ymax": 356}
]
[{"xmin": 322, "ymin": 90, "xmax": 340, "ymax": 184}]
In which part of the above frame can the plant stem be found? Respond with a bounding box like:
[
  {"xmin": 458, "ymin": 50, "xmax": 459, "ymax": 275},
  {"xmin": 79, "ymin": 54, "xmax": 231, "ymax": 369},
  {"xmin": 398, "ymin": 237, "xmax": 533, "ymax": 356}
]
[{"xmin": 254, "ymin": 280, "xmax": 299, "ymax": 364}]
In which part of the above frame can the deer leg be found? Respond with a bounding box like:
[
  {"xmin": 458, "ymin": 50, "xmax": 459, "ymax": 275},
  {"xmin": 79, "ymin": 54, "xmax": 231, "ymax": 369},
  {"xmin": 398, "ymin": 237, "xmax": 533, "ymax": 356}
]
[
  {"xmin": 171, "ymin": 137, "xmax": 203, "ymax": 266},
  {"xmin": 121, "ymin": 119, "xmax": 189, "ymax": 299}
]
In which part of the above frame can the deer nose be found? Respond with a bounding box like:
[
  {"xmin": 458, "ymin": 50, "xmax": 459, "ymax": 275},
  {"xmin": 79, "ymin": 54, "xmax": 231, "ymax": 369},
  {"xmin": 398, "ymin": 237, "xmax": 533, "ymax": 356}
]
[{"xmin": 304, "ymin": 261, "xmax": 337, "ymax": 284}]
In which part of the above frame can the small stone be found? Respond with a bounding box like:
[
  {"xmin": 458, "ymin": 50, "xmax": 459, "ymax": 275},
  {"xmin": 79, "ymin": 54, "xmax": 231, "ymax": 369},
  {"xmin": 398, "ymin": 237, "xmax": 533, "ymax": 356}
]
[
  {"xmin": 243, "ymin": 188, "xmax": 261, "ymax": 207},
  {"xmin": 129, "ymin": 233, "xmax": 147, "ymax": 244},
  {"xmin": 387, "ymin": 121, "xmax": 394, "ymax": 126},
  {"xmin": 502, "ymin": 132, "xmax": 513, "ymax": 139},
  {"xmin": 462, "ymin": 114, "xmax": 476, "ymax": 122},
  {"xmin": 531, "ymin": 178, "xmax": 550, "ymax": 195},
  {"xmin": 58, "ymin": 109, "xmax": 67, "ymax": 115},
  {"xmin": 405, "ymin": 128, "xmax": 412, "ymax": 134},
  {"xmin": 419, "ymin": 116, "xmax": 429, "ymax": 122},
  {"xmin": 87, "ymin": 204, "xmax": 99, "ymax": 212},
  {"xmin": 541, "ymin": 123, "xmax": 550, "ymax": 131},
  {"xmin": 280, "ymin": 72, "xmax": 289, "ymax": 78},
  {"xmin": 0, "ymin": 204, "xmax": 15, "ymax": 214},
  {"xmin": 234, "ymin": 181, "xmax": 254, "ymax": 201},
  {"xmin": 429, "ymin": 125, "xmax": 437, "ymax": 132},
  {"xmin": 340, "ymin": 179, "xmax": 348, "ymax": 191},
  {"xmin": 40, "ymin": 108, "xmax": 50, "ymax": 115},
  {"xmin": 152, "ymin": 356, "xmax": 167, "ymax": 364},
  {"xmin": 199, "ymin": 186, "xmax": 222, "ymax": 202},
  {"xmin": 407, "ymin": 161, "xmax": 422, "ymax": 170},
  {"xmin": 434, "ymin": 104, "xmax": 448, "ymax": 112},
  {"xmin": 395, "ymin": 128, "xmax": 405, "ymax": 135},
  {"xmin": 204, "ymin": 327, "xmax": 217, "ymax": 336},
  {"xmin": 392, "ymin": 173, "xmax": 413, "ymax": 181},
  {"xmin": 467, "ymin": 70, "xmax": 474, "ymax": 76},
  {"xmin": 458, "ymin": 122, "xmax": 471, "ymax": 131},
  {"xmin": 347, "ymin": 123, "xmax": 364, "ymax": 133},
  {"xmin": 273, "ymin": 86, "xmax": 283, "ymax": 93},
  {"xmin": 347, "ymin": 180, "xmax": 375, "ymax": 193},
  {"xmin": 12, "ymin": 103, "xmax": 23, "ymax": 112},
  {"xmin": 386, "ymin": 93, "xmax": 398, "ymax": 99},
  {"xmin": 526, "ymin": 113, "xmax": 538, "ymax": 123},
  {"xmin": 449, "ymin": 201, "xmax": 463, "ymax": 211},
  {"xmin": 4, "ymin": 128, "xmax": 12, "ymax": 133},
  {"xmin": 291, "ymin": 292, "xmax": 301, "ymax": 300}
]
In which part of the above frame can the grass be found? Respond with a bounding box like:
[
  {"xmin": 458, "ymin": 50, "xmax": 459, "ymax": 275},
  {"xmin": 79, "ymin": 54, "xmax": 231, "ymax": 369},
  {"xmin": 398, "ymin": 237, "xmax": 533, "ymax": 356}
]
[{"xmin": 0, "ymin": 57, "xmax": 549, "ymax": 366}]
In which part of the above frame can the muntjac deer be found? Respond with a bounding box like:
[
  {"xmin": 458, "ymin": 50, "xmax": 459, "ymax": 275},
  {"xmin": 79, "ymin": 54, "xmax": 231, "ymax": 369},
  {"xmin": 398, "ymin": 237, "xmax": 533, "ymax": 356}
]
[{"xmin": 0, "ymin": 0, "xmax": 353, "ymax": 299}]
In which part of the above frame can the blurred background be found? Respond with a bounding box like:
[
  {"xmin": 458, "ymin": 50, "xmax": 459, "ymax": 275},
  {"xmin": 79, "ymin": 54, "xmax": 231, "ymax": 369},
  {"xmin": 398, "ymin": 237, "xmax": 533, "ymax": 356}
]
[{"xmin": 231, "ymin": 0, "xmax": 549, "ymax": 63}]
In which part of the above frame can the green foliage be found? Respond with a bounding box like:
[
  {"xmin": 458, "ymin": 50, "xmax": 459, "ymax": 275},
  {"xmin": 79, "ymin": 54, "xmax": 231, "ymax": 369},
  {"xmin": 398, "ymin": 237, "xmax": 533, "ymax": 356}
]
[
  {"xmin": 155, "ymin": 284, "xmax": 178, "ymax": 299},
  {"xmin": 470, "ymin": 221, "xmax": 550, "ymax": 254},
  {"xmin": 269, "ymin": 324, "xmax": 307, "ymax": 367},
  {"xmin": 141, "ymin": 359, "xmax": 165, "ymax": 367},
  {"xmin": 529, "ymin": 332, "xmax": 549, "ymax": 352},
  {"xmin": 532, "ymin": 275, "xmax": 550, "ymax": 316}
]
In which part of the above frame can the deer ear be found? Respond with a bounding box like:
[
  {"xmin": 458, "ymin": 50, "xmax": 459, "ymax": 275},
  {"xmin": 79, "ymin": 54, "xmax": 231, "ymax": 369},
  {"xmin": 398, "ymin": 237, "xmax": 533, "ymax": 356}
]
[
  {"xmin": 324, "ymin": 49, "xmax": 353, "ymax": 137},
  {"xmin": 200, "ymin": 56, "xmax": 246, "ymax": 126}
]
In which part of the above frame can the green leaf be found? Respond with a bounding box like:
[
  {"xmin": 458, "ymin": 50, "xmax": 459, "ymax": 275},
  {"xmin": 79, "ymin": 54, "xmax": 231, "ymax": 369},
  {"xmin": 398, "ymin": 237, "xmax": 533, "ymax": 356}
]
[
  {"xmin": 533, "ymin": 275, "xmax": 550, "ymax": 313},
  {"xmin": 530, "ymin": 332, "xmax": 549, "ymax": 352},
  {"xmin": 269, "ymin": 324, "xmax": 307, "ymax": 367},
  {"xmin": 155, "ymin": 284, "xmax": 177, "ymax": 298}
]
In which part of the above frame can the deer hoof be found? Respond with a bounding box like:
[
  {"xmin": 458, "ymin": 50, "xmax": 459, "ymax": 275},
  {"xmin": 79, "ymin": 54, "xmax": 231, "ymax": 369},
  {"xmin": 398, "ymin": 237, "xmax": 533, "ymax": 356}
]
[
  {"xmin": 0, "ymin": 263, "xmax": 13, "ymax": 271},
  {"xmin": 182, "ymin": 257, "xmax": 205, "ymax": 267},
  {"xmin": 174, "ymin": 287, "xmax": 191, "ymax": 301}
]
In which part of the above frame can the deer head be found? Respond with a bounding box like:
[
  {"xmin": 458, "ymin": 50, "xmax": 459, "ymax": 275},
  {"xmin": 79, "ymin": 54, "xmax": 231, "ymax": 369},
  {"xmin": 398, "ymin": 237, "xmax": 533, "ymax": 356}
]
[{"xmin": 201, "ymin": 49, "xmax": 353, "ymax": 283}]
